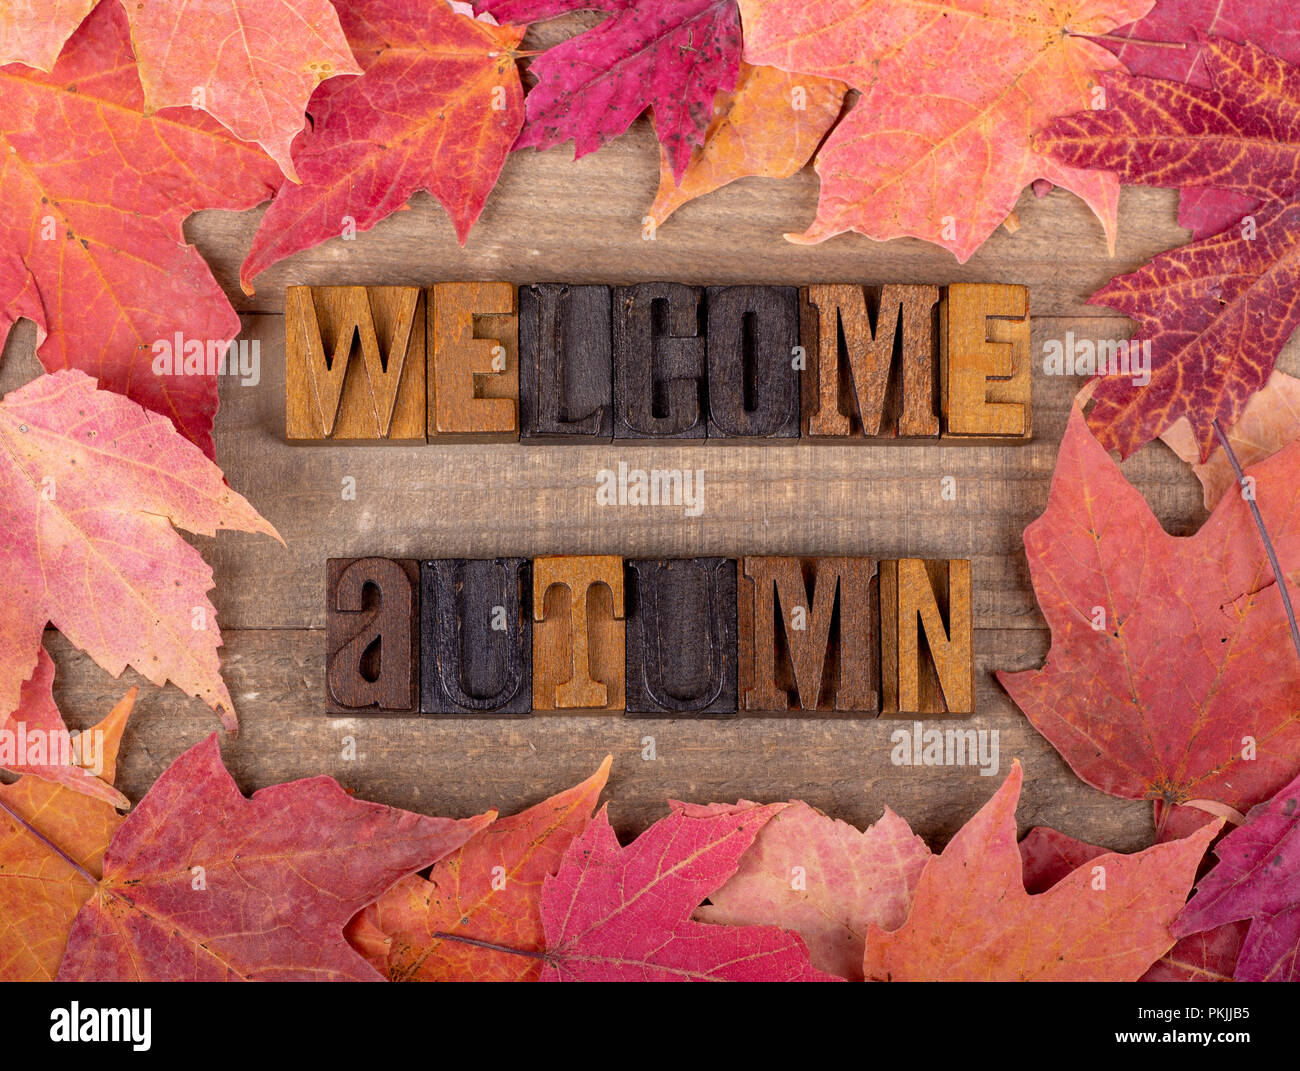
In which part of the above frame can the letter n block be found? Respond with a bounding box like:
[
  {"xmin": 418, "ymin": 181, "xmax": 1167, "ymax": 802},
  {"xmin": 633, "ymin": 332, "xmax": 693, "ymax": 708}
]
[
  {"xmin": 880, "ymin": 559, "xmax": 973, "ymax": 715},
  {"xmin": 420, "ymin": 558, "xmax": 532, "ymax": 716},
  {"xmin": 532, "ymin": 555, "xmax": 625, "ymax": 711},
  {"xmin": 286, "ymin": 286, "xmax": 425, "ymax": 441},
  {"xmin": 738, "ymin": 556, "xmax": 878, "ymax": 714},
  {"xmin": 626, "ymin": 558, "xmax": 737, "ymax": 716},
  {"xmin": 326, "ymin": 557, "xmax": 419, "ymax": 715}
]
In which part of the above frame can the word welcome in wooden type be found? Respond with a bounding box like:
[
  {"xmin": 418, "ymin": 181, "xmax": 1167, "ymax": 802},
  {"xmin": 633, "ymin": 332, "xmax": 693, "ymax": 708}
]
[
  {"xmin": 287, "ymin": 282, "xmax": 1031, "ymax": 444},
  {"xmin": 325, "ymin": 555, "xmax": 973, "ymax": 718}
]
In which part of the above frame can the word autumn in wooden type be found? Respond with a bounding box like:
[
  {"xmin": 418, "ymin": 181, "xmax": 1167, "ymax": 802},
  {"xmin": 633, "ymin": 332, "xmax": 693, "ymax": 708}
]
[
  {"xmin": 324, "ymin": 555, "xmax": 973, "ymax": 718},
  {"xmin": 285, "ymin": 282, "xmax": 1031, "ymax": 444}
]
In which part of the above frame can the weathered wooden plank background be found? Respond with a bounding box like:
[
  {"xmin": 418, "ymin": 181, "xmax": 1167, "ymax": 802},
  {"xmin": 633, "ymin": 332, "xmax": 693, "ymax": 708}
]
[{"xmin": 6, "ymin": 89, "xmax": 1262, "ymax": 851}]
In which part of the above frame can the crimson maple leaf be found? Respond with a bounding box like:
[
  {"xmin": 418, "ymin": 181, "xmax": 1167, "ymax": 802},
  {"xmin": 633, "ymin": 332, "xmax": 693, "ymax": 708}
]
[
  {"xmin": 478, "ymin": 0, "xmax": 742, "ymax": 182},
  {"xmin": 1039, "ymin": 37, "xmax": 1300, "ymax": 459}
]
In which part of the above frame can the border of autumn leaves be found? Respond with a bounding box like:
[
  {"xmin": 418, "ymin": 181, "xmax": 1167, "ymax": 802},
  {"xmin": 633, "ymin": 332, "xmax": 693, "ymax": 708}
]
[{"xmin": 1, "ymin": 0, "xmax": 1299, "ymax": 981}]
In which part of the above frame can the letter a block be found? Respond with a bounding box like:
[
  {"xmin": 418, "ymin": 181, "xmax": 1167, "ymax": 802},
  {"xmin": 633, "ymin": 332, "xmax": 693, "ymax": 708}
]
[{"xmin": 326, "ymin": 557, "xmax": 420, "ymax": 715}]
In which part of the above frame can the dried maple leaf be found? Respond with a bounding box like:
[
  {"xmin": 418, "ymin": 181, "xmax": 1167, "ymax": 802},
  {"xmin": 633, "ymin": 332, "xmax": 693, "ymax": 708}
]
[
  {"xmin": 1175, "ymin": 768, "xmax": 1300, "ymax": 981},
  {"xmin": 997, "ymin": 405, "xmax": 1300, "ymax": 818},
  {"xmin": 56, "ymin": 734, "xmax": 492, "ymax": 981},
  {"xmin": 0, "ymin": 2, "xmax": 282, "ymax": 457},
  {"xmin": 647, "ymin": 62, "xmax": 846, "ymax": 228},
  {"xmin": 1, "ymin": 647, "xmax": 134, "ymax": 808},
  {"xmin": 0, "ymin": 0, "xmax": 358, "ymax": 178},
  {"xmin": 0, "ymin": 371, "xmax": 281, "ymax": 730},
  {"xmin": 693, "ymin": 800, "xmax": 929, "ymax": 981},
  {"xmin": 0, "ymin": 682, "xmax": 132, "ymax": 981},
  {"xmin": 347, "ymin": 757, "xmax": 611, "ymax": 981},
  {"xmin": 539, "ymin": 801, "xmax": 835, "ymax": 981},
  {"xmin": 478, "ymin": 0, "xmax": 742, "ymax": 182},
  {"xmin": 1100, "ymin": 0, "xmax": 1300, "ymax": 237},
  {"xmin": 1162, "ymin": 371, "xmax": 1300, "ymax": 509},
  {"xmin": 240, "ymin": 0, "xmax": 525, "ymax": 289},
  {"xmin": 734, "ymin": 0, "xmax": 1151, "ymax": 261},
  {"xmin": 1020, "ymin": 825, "xmax": 1245, "ymax": 982},
  {"xmin": 1039, "ymin": 37, "xmax": 1300, "ymax": 459},
  {"xmin": 863, "ymin": 762, "xmax": 1220, "ymax": 981}
]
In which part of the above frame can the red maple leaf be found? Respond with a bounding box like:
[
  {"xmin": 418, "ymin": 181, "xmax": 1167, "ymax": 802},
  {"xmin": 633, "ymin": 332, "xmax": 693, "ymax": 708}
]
[
  {"xmin": 997, "ymin": 406, "xmax": 1300, "ymax": 822},
  {"xmin": 241, "ymin": 0, "xmax": 526, "ymax": 289},
  {"xmin": 0, "ymin": 3, "xmax": 281, "ymax": 457},
  {"xmin": 479, "ymin": 0, "xmax": 742, "ymax": 182},
  {"xmin": 1039, "ymin": 37, "xmax": 1300, "ymax": 458},
  {"xmin": 57, "ymin": 735, "xmax": 492, "ymax": 981},
  {"xmin": 1100, "ymin": 0, "xmax": 1300, "ymax": 237},
  {"xmin": 539, "ymin": 801, "xmax": 835, "ymax": 981}
]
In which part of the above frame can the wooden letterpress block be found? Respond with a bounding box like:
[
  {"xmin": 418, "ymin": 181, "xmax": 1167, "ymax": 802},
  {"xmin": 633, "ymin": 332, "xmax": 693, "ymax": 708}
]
[
  {"xmin": 612, "ymin": 283, "xmax": 706, "ymax": 439},
  {"xmin": 519, "ymin": 283, "xmax": 613, "ymax": 442},
  {"xmin": 738, "ymin": 557, "xmax": 877, "ymax": 714},
  {"xmin": 801, "ymin": 284, "xmax": 940, "ymax": 439},
  {"xmin": 421, "ymin": 558, "xmax": 532, "ymax": 716},
  {"xmin": 428, "ymin": 281, "xmax": 519, "ymax": 442},
  {"xmin": 625, "ymin": 558, "xmax": 737, "ymax": 717},
  {"xmin": 286, "ymin": 286, "xmax": 425, "ymax": 442},
  {"xmin": 706, "ymin": 285, "xmax": 800, "ymax": 440},
  {"xmin": 941, "ymin": 283, "xmax": 1031, "ymax": 439},
  {"xmin": 326, "ymin": 557, "xmax": 419, "ymax": 715},
  {"xmin": 879, "ymin": 559, "xmax": 973, "ymax": 715},
  {"xmin": 532, "ymin": 555, "xmax": 625, "ymax": 711}
]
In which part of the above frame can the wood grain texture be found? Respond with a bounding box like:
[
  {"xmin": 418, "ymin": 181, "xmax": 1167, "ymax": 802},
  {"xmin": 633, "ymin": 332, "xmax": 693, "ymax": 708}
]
[
  {"xmin": 626, "ymin": 557, "xmax": 737, "ymax": 717},
  {"xmin": 326, "ymin": 557, "xmax": 419, "ymax": 716},
  {"xmin": 532, "ymin": 555, "xmax": 626, "ymax": 712},
  {"xmin": 428, "ymin": 282, "xmax": 519, "ymax": 442},
  {"xmin": 738, "ymin": 556, "xmax": 878, "ymax": 714},
  {"xmin": 3, "ymin": 101, "xmax": 1258, "ymax": 851},
  {"xmin": 801, "ymin": 284, "xmax": 940, "ymax": 439},
  {"xmin": 942, "ymin": 283, "xmax": 1032, "ymax": 440},
  {"xmin": 880, "ymin": 559, "xmax": 974, "ymax": 716},
  {"xmin": 519, "ymin": 283, "xmax": 613, "ymax": 442},
  {"xmin": 285, "ymin": 286, "xmax": 425, "ymax": 442}
]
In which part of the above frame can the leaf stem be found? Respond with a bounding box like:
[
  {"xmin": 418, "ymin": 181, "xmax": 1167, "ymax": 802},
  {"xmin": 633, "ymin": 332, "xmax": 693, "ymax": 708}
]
[
  {"xmin": 1067, "ymin": 31, "xmax": 1189, "ymax": 50},
  {"xmin": 431, "ymin": 931, "xmax": 548, "ymax": 960},
  {"xmin": 0, "ymin": 794, "xmax": 98, "ymax": 887},
  {"xmin": 1212, "ymin": 418, "xmax": 1300, "ymax": 664}
]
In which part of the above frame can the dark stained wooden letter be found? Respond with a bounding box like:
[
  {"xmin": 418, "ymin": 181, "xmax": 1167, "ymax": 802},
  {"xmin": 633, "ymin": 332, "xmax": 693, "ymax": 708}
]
[
  {"xmin": 706, "ymin": 285, "xmax": 800, "ymax": 439},
  {"xmin": 421, "ymin": 558, "xmax": 532, "ymax": 716},
  {"xmin": 625, "ymin": 558, "xmax": 737, "ymax": 716},
  {"xmin": 613, "ymin": 283, "xmax": 706, "ymax": 439},
  {"xmin": 519, "ymin": 283, "xmax": 613, "ymax": 442}
]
